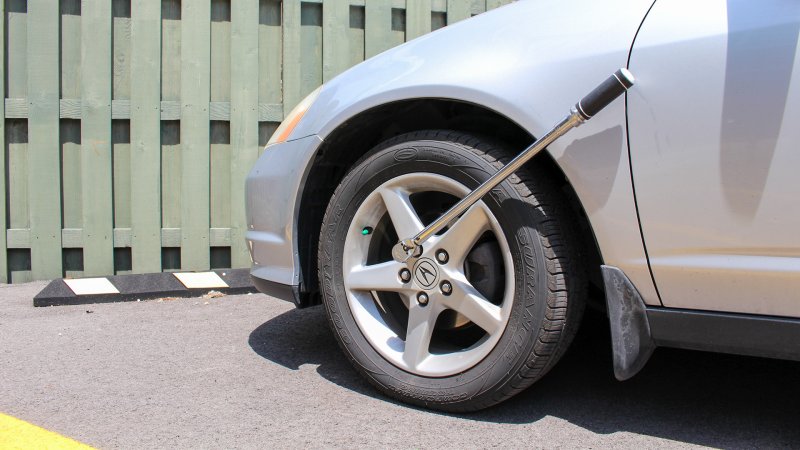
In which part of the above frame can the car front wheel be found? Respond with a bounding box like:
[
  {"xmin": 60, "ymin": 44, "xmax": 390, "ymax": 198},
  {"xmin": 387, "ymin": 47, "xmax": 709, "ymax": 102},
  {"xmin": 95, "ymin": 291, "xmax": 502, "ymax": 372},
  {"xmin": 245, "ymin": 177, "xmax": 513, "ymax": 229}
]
[{"xmin": 318, "ymin": 130, "xmax": 585, "ymax": 412}]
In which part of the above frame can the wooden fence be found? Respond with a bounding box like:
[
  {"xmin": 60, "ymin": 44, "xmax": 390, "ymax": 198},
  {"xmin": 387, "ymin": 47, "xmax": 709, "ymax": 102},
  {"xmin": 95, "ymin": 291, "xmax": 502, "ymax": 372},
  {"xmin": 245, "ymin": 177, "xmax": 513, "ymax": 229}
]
[{"xmin": 0, "ymin": 0, "xmax": 511, "ymax": 283}]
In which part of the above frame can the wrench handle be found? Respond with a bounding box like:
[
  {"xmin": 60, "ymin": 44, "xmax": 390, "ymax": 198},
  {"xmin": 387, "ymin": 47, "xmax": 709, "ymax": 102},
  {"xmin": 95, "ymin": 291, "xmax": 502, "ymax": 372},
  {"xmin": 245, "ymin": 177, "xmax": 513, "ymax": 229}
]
[{"xmin": 576, "ymin": 68, "xmax": 635, "ymax": 119}]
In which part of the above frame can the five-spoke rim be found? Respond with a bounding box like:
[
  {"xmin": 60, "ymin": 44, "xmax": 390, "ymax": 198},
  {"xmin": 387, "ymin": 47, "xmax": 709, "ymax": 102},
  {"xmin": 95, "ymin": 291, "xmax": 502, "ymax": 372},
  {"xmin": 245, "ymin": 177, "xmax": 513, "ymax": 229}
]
[{"xmin": 342, "ymin": 173, "xmax": 514, "ymax": 377}]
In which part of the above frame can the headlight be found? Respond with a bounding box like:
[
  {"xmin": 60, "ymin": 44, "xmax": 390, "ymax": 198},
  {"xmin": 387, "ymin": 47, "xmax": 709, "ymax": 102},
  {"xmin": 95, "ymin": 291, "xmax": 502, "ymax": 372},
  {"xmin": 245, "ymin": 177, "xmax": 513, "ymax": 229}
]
[{"xmin": 266, "ymin": 85, "xmax": 323, "ymax": 147}]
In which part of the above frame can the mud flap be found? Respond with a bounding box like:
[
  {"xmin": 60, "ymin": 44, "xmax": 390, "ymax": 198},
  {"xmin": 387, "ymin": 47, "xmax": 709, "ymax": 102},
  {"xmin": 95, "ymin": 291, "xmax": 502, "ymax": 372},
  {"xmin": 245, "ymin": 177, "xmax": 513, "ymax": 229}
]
[{"xmin": 601, "ymin": 265, "xmax": 656, "ymax": 380}]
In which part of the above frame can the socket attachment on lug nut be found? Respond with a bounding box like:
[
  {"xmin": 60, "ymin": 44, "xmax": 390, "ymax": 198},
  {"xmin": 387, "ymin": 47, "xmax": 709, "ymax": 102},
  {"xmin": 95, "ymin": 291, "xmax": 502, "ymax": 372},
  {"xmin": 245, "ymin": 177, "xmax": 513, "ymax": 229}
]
[
  {"xmin": 399, "ymin": 268, "xmax": 411, "ymax": 283},
  {"xmin": 440, "ymin": 281, "xmax": 452, "ymax": 296},
  {"xmin": 435, "ymin": 250, "xmax": 449, "ymax": 264},
  {"xmin": 417, "ymin": 292, "xmax": 429, "ymax": 306}
]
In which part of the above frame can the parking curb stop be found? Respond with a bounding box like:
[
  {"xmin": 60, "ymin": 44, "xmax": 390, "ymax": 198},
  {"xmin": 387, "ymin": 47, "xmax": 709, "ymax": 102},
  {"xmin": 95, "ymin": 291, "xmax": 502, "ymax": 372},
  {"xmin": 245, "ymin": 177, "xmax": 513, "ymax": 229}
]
[{"xmin": 33, "ymin": 268, "xmax": 257, "ymax": 307}]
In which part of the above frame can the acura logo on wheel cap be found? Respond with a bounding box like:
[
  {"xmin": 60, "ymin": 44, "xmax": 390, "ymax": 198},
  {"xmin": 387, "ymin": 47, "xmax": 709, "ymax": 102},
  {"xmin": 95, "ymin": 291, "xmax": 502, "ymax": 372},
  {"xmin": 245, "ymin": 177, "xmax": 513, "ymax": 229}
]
[{"xmin": 413, "ymin": 258, "xmax": 439, "ymax": 289}]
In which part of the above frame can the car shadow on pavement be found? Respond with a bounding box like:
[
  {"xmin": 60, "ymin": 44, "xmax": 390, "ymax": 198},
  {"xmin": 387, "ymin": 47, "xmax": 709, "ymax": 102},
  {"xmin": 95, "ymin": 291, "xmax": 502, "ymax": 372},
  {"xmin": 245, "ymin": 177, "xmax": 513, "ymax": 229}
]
[
  {"xmin": 247, "ymin": 304, "xmax": 380, "ymax": 398},
  {"xmin": 249, "ymin": 306, "xmax": 800, "ymax": 447}
]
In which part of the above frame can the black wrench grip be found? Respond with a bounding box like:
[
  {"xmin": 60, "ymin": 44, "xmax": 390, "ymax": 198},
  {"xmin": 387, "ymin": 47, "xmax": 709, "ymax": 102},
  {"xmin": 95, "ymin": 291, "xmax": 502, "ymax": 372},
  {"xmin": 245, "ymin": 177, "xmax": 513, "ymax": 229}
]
[{"xmin": 576, "ymin": 68, "xmax": 635, "ymax": 120}]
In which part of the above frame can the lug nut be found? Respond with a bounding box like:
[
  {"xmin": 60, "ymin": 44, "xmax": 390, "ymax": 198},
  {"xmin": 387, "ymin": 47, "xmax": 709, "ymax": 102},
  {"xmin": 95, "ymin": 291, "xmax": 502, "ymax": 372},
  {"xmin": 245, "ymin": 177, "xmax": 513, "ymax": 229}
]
[
  {"xmin": 417, "ymin": 292, "xmax": 429, "ymax": 306},
  {"xmin": 399, "ymin": 268, "xmax": 411, "ymax": 283},
  {"xmin": 435, "ymin": 249, "xmax": 449, "ymax": 264},
  {"xmin": 440, "ymin": 281, "xmax": 452, "ymax": 296}
]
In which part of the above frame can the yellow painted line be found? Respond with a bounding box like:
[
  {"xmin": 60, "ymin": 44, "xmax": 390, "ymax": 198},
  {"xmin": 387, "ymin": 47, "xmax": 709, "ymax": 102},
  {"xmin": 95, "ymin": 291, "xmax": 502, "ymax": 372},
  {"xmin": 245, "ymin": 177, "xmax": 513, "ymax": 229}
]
[{"xmin": 0, "ymin": 413, "xmax": 94, "ymax": 450}]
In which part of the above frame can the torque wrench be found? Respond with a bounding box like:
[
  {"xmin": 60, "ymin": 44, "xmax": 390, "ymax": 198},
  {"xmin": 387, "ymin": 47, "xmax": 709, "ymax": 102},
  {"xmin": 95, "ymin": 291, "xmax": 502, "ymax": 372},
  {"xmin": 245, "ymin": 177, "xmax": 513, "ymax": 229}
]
[{"xmin": 391, "ymin": 68, "xmax": 635, "ymax": 263}]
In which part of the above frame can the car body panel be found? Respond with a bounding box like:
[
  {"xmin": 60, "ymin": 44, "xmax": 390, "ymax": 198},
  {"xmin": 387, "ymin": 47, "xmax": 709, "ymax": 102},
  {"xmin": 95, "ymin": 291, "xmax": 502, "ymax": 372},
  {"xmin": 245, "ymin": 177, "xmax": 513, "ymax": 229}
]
[
  {"xmin": 247, "ymin": 0, "xmax": 661, "ymax": 304},
  {"xmin": 246, "ymin": 135, "xmax": 323, "ymax": 286},
  {"xmin": 628, "ymin": 0, "xmax": 800, "ymax": 317}
]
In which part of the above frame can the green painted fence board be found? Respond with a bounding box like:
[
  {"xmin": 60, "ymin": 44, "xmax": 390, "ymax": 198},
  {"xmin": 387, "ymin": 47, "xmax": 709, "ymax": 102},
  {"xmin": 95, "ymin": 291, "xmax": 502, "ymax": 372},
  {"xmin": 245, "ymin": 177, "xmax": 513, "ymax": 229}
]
[
  {"xmin": 59, "ymin": 2, "xmax": 81, "ymax": 277},
  {"xmin": 486, "ymin": 0, "xmax": 512, "ymax": 10},
  {"xmin": 210, "ymin": 1, "xmax": 232, "ymax": 266},
  {"xmin": 406, "ymin": 0, "xmax": 432, "ymax": 41},
  {"xmin": 6, "ymin": 0, "xmax": 26, "ymax": 98},
  {"xmin": 130, "ymin": 1, "xmax": 162, "ymax": 273},
  {"xmin": 60, "ymin": 3, "xmax": 82, "ymax": 251},
  {"xmin": 299, "ymin": 3, "xmax": 322, "ymax": 102},
  {"xmin": 61, "ymin": 1, "xmax": 81, "ymax": 100},
  {"xmin": 112, "ymin": 1, "xmax": 132, "ymax": 273},
  {"xmin": 0, "ymin": 0, "xmax": 6, "ymax": 283},
  {"xmin": 446, "ymin": 0, "xmax": 471, "ymax": 24},
  {"xmin": 161, "ymin": 0, "xmax": 181, "ymax": 102},
  {"xmin": 60, "ymin": 120, "xmax": 81, "ymax": 234},
  {"xmin": 258, "ymin": 0, "xmax": 281, "ymax": 105},
  {"xmin": 323, "ymin": 0, "xmax": 349, "ymax": 82},
  {"xmin": 160, "ymin": 0, "xmax": 182, "ymax": 261},
  {"xmin": 81, "ymin": 0, "xmax": 114, "ymax": 276},
  {"xmin": 211, "ymin": 0, "xmax": 231, "ymax": 103},
  {"xmin": 6, "ymin": 121, "xmax": 27, "ymax": 229},
  {"xmin": 113, "ymin": 1, "xmax": 132, "ymax": 101},
  {"xmin": 390, "ymin": 6, "xmax": 406, "ymax": 46},
  {"xmin": 160, "ymin": 122, "xmax": 181, "ymax": 229},
  {"xmin": 230, "ymin": 0, "xmax": 260, "ymax": 268},
  {"xmin": 112, "ymin": 121, "xmax": 131, "ymax": 233},
  {"xmin": 180, "ymin": 1, "xmax": 211, "ymax": 270},
  {"xmin": 210, "ymin": 121, "xmax": 231, "ymax": 231},
  {"xmin": 347, "ymin": 4, "xmax": 365, "ymax": 66},
  {"xmin": 27, "ymin": 0, "xmax": 62, "ymax": 279},
  {"xmin": 365, "ymin": 0, "xmax": 392, "ymax": 58},
  {"xmin": 282, "ymin": 0, "xmax": 301, "ymax": 114}
]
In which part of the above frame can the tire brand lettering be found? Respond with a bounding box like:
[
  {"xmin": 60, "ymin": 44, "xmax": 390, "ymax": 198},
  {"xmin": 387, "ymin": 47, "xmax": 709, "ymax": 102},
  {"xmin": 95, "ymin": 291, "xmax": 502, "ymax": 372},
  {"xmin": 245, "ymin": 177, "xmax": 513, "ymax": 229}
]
[{"xmin": 394, "ymin": 148, "xmax": 418, "ymax": 161}]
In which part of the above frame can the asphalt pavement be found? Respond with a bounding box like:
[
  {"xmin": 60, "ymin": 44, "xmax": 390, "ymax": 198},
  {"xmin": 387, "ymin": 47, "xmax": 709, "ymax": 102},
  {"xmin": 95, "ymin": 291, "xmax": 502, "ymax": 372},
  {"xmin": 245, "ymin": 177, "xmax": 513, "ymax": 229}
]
[{"xmin": 2, "ymin": 281, "xmax": 799, "ymax": 449}]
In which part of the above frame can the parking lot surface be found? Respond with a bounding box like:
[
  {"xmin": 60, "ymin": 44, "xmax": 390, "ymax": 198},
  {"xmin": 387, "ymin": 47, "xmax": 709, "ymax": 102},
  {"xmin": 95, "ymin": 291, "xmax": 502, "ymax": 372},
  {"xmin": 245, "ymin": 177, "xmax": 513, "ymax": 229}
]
[{"xmin": 1, "ymin": 281, "xmax": 799, "ymax": 449}]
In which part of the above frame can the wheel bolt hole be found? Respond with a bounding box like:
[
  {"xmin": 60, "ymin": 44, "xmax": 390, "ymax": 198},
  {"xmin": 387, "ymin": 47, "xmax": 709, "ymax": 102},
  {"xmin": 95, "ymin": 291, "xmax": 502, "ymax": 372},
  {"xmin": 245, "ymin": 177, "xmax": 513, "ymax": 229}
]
[
  {"xmin": 436, "ymin": 249, "xmax": 449, "ymax": 264},
  {"xmin": 440, "ymin": 281, "xmax": 452, "ymax": 296},
  {"xmin": 417, "ymin": 292, "xmax": 429, "ymax": 306}
]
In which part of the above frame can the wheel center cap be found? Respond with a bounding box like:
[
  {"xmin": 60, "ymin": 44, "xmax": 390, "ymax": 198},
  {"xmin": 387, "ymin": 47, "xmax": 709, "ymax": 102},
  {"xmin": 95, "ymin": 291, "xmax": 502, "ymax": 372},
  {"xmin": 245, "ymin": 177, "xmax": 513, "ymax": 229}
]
[{"xmin": 413, "ymin": 258, "xmax": 440, "ymax": 290}]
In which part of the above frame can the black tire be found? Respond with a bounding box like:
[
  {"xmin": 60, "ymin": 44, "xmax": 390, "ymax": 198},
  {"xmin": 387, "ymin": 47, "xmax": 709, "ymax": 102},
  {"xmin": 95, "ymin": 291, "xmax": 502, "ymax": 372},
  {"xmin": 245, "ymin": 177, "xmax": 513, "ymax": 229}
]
[{"xmin": 318, "ymin": 130, "xmax": 586, "ymax": 412}]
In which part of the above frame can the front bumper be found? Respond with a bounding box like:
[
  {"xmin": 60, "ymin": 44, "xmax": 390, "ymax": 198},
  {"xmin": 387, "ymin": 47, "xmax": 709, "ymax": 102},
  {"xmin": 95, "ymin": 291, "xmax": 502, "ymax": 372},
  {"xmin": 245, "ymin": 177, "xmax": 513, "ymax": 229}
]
[{"xmin": 245, "ymin": 134, "xmax": 324, "ymax": 304}]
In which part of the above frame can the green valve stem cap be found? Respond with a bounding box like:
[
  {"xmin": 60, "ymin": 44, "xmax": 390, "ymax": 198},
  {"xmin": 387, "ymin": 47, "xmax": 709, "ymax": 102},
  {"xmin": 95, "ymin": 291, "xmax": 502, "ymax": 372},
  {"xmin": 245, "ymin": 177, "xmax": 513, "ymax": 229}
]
[{"xmin": 362, "ymin": 227, "xmax": 373, "ymax": 236}]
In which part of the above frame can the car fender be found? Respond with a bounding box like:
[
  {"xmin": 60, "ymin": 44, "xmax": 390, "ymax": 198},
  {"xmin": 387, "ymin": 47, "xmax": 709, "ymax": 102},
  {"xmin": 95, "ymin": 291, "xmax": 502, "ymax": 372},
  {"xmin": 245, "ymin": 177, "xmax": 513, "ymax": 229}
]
[{"xmin": 291, "ymin": 0, "xmax": 660, "ymax": 303}]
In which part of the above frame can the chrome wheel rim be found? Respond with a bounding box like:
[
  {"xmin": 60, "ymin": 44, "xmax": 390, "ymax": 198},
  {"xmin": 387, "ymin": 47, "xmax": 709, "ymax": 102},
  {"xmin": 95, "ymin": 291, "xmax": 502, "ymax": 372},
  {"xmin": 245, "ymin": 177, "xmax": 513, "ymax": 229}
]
[{"xmin": 342, "ymin": 173, "xmax": 514, "ymax": 377}]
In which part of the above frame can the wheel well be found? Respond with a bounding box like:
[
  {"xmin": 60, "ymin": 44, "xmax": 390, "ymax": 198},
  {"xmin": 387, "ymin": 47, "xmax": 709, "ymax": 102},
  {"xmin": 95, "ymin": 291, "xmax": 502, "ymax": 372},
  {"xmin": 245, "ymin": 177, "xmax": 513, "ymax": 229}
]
[{"xmin": 297, "ymin": 99, "xmax": 605, "ymax": 307}]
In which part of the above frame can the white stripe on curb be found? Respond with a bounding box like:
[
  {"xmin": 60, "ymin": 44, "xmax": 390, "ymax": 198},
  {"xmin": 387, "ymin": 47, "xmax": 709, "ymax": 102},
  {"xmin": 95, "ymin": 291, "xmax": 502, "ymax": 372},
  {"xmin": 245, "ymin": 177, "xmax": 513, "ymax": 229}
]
[
  {"xmin": 172, "ymin": 272, "xmax": 229, "ymax": 289},
  {"xmin": 64, "ymin": 278, "xmax": 120, "ymax": 296}
]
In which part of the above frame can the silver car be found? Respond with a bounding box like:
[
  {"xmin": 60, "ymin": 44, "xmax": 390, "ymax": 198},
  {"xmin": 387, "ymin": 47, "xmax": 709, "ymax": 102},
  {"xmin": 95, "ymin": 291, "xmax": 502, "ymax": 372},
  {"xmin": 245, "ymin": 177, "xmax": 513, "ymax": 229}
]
[{"xmin": 245, "ymin": 0, "xmax": 800, "ymax": 411}]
